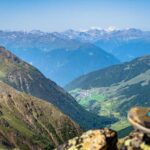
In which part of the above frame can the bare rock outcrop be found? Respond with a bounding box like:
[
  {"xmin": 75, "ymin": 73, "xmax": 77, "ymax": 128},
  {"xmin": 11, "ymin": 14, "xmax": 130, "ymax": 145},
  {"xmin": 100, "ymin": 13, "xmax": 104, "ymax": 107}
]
[{"xmin": 56, "ymin": 128, "xmax": 118, "ymax": 150}]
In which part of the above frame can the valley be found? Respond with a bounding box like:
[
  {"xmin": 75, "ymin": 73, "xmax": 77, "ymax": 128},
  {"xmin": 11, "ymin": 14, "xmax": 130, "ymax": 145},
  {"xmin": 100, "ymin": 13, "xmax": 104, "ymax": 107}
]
[
  {"xmin": 0, "ymin": 46, "xmax": 118, "ymax": 130},
  {"xmin": 66, "ymin": 55, "xmax": 150, "ymax": 134},
  {"xmin": 0, "ymin": 1, "xmax": 150, "ymax": 149},
  {"xmin": 0, "ymin": 29, "xmax": 150, "ymax": 148}
]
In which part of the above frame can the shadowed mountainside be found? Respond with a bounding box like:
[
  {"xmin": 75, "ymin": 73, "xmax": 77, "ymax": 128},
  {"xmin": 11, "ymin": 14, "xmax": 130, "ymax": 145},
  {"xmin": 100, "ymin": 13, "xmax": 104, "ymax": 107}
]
[{"xmin": 0, "ymin": 30, "xmax": 120, "ymax": 85}]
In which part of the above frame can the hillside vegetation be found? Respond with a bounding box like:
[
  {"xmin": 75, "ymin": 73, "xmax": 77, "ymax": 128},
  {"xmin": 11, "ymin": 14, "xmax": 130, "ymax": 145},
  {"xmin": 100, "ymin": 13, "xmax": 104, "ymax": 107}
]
[{"xmin": 0, "ymin": 81, "xmax": 81, "ymax": 149}]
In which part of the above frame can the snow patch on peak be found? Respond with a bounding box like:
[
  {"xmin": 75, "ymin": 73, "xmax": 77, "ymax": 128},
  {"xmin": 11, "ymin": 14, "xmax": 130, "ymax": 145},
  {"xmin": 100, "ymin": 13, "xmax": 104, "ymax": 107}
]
[
  {"xmin": 90, "ymin": 26, "xmax": 102, "ymax": 30},
  {"xmin": 105, "ymin": 26, "xmax": 118, "ymax": 32}
]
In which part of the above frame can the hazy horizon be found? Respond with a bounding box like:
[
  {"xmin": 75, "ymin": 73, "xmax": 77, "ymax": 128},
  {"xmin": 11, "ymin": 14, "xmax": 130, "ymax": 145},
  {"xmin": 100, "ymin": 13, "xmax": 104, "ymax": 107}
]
[
  {"xmin": 0, "ymin": 27, "xmax": 149, "ymax": 33},
  {"xmin": 0, "ymin": 0, "xmax": 150, "ymax": 32}
]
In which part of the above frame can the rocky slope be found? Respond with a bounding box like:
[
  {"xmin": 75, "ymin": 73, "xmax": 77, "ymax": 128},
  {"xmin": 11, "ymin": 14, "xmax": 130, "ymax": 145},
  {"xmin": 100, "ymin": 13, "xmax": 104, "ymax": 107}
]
[
  {"xmin": 0, "ymin": 46, "xmax": 116, "ymax": 130},
  {"xmin": 0, "ymin": 81, "xmax": 81, "ymax": 149},
  {"xmin": 65, "ymin": 55, "xmax": 150, "ymax": 132}
]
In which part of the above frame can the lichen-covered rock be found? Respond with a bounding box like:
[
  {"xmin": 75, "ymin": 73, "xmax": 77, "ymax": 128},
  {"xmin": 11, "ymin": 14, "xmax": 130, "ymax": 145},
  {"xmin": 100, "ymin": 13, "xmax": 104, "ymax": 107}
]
[
  {"xmin": 56, "ymin": 128, "xmax": 118, "ymax": 150},
  {"xmin": 118, "ymin": 130, "xmax": 150, "ymax": 150}
]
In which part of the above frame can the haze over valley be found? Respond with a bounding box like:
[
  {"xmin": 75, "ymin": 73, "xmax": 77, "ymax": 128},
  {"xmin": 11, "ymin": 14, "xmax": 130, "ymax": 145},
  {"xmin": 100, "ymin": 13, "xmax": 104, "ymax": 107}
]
[{"xmin": 0, "ymin": 28, "xmax": 150, "ymax": 86}]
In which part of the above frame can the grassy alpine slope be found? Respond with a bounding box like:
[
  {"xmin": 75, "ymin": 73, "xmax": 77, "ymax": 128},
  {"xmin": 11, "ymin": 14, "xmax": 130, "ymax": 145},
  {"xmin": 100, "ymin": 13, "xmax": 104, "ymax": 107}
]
[{"xmin": 0, "ymin": 81, "xmax": 82, "ymax": 149}]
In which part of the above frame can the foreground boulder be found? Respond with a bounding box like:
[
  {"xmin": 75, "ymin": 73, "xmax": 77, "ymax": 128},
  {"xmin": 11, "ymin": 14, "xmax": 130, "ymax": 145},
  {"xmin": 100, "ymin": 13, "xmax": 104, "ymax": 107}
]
[
  {"xmin": 118, "ymin": 130, "xmax": 150, "ymax": 150},
  {"xmin": 56, "ymin": 128, "xmax": 118, "ymax": 150},
  {"xmin": 57, "ymin": 128, "xmax": 150, "ymax": 150}
]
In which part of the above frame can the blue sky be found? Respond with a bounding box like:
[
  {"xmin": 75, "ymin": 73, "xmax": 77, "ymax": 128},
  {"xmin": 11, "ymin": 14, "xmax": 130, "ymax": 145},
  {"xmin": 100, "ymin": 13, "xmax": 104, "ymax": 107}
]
[{"xmin": 0, "ymin": 0, "xmax": 150, "ymax": 31}]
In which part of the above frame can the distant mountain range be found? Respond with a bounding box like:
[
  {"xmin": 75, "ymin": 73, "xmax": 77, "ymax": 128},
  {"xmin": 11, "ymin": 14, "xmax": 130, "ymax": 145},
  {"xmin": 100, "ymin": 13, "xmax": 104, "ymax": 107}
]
[
  {"xmin": 62, "ymin": 28, "xmax": 150, "ymax": 61},
  {"xmin": 0, "ymin": 30, "xmax": 119, "ymax": 86},
  {"xmin": 0, "ymin": 28, "xmax": 150, "ymax": 85},
  {"xmin": 0, "ymin": 46, "xmax": 116, "ymax": 130},
  {"xmin": 66, "ymin": 55, "xmax": 150, "ymax": 132}
]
